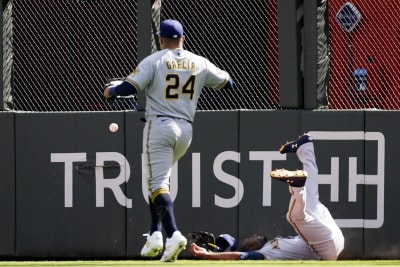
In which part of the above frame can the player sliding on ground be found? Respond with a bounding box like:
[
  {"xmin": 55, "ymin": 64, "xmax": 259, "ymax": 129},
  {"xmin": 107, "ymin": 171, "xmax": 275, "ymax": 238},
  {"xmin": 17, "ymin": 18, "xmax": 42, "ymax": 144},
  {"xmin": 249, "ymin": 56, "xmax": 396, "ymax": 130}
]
[{"xmin": 189, "ymin": 133, "xmax": 345, "ymax": 260}]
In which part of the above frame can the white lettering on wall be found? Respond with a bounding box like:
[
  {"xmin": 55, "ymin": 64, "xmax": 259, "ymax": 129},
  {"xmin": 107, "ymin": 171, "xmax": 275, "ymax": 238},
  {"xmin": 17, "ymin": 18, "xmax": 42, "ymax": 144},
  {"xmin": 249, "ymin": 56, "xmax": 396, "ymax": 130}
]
[
  {"xmin": 213, "ymin": 151, "xmax": 243, "ymax": 208},
  {"xmin": 249, "ymin": 151, "xmax": 286, "ymax": 206},
  {"xmin": 50, "ymin": 153, "xmax": 86, "ymax": 208},
  {"xmin": 309, "ymin": 131, "xmax": 385, "ymax": 229},
  {"xmin": 50, "ymin": 131, "xmax": 385, "ymax": 229},
  {"xmin": 51, "ymin": 152, "xmax": 132, "ymax": 208},
  {"xmin": 95, "ymin": 152, "xmax": 132, "ymax": 208}
]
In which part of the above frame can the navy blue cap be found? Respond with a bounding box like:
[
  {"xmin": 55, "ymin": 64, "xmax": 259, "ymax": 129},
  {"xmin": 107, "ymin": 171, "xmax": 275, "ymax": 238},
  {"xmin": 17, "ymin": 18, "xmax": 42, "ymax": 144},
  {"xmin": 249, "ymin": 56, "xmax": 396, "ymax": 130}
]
[
  {"xmin": 157, "ymin": 19, "xmax": 184, "ymax": 39},
  {"xmin": 216, "ymin": 234, "xmax": 237, "ymax": 251}
]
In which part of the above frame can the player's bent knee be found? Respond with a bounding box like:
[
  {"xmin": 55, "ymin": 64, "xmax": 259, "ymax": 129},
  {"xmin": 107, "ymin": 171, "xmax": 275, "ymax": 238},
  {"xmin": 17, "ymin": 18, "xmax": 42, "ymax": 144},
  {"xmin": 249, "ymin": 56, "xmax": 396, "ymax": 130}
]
[{"xmin": 150, "ymin": 188, "xmax": 170, "ymax": 203}]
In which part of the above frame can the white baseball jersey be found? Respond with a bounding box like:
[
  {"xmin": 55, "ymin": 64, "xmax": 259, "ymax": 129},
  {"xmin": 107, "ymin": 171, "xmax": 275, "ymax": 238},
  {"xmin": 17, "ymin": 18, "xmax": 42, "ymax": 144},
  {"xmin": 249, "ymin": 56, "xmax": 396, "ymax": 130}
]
[
  {"xmin": 126, "ymin": 48, "xmax": 230, "ymax": 122},
  {"xmin": 257, "ymin": 236, "xmax": 321, "ymax": 260}
]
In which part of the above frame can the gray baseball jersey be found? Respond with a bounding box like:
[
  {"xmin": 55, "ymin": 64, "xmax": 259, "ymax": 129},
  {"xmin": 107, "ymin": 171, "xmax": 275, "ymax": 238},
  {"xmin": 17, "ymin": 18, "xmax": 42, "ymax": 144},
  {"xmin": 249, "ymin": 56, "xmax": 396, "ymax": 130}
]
[
  {"xmin": 257, "ymin": 142, "xmax": 344, "ymax": 260},
  {"xmin": 126, "ymin": 48, "xmax": 230, "ymax": 122},
  {"xmin": 288, "ymin": 142, "xmax": 344, "ymax": 260},
  {"xmin": 131, "ymin": 48, "xmax": 231, "ymax": 194}
]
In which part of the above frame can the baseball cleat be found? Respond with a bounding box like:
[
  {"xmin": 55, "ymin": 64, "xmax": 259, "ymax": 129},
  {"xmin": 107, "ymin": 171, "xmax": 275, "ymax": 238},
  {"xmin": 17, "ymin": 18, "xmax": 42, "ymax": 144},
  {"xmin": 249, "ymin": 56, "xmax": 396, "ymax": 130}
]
[
  {"xmin": 141, "ymin": 231, "xmax": 163, "ymax": 258},
  {"xmin": 160, "ymin": 231, "xmax": 187, "ymax": 262},
  {"xmin": 279, "ymin": 134, "xmax": 312, "ymax": 154},
  {"xmin": 270, "ymin": 168, "xmax": 307, "ymax": 187}
]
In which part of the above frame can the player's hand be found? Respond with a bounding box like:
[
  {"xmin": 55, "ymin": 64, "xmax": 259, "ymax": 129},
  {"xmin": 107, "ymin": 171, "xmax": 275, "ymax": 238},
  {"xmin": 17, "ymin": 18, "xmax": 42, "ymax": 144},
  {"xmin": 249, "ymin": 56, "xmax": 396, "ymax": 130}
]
[
  {"xmin": 103, "ymin": 79, "xmax": 124, "ymax": 99},
  {"xmin": 103, "ymin": 86, "xmax": 114, "ymax": 99},
  {"xmin": 189, "ymin": 243, "xmax": 209, "ymax": 257}
]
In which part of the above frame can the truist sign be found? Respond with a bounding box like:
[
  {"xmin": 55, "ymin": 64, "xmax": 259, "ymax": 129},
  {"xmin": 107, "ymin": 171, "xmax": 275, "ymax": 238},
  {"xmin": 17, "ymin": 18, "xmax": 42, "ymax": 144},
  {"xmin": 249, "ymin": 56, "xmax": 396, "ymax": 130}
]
[{"xmin": 50, "ymin": 131, "xmax": 385, "ymax": 229}]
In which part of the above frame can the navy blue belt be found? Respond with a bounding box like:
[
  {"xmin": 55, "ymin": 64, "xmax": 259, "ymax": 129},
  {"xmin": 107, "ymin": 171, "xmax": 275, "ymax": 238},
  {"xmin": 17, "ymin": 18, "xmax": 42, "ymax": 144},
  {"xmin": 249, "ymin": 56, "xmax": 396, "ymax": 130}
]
[{"xmin": 156, "ymin": 115, "xmax": 192, "ymax": 124}]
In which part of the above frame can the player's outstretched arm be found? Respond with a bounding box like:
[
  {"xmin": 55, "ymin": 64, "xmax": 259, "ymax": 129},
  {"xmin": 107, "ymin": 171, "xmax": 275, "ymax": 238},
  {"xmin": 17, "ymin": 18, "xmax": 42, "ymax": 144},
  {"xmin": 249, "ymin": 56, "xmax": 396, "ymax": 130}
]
[
  {"xmin": 189, "ymin": 243, "xmax": 241, "ymax": 260},
  {"xmin": 103, "ymin": 80, "xmax": 138, "ymax": 99}
]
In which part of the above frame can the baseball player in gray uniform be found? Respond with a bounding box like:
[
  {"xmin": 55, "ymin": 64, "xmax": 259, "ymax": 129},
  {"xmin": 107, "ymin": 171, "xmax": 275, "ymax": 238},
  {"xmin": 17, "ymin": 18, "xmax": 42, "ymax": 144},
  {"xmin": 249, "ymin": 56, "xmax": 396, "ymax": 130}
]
[
  {"xmin": 189, "ymin": 133, "xmax": 344, "ymax": 260},
  {"xmin": 103, "ymin": 19, "xmax": 233, "ymax": 262}
]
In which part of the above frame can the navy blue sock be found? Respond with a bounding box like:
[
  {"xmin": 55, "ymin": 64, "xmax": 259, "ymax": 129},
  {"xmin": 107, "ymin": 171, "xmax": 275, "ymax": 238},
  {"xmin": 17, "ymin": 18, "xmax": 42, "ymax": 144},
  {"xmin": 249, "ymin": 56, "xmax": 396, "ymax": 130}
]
[
  {"xmin": 152, "ymin": 193, "xmax": 178, "ymax": 238},
  {"xmin": 148, "ymin": 196, "xmax": 162, "ymax": 234}
]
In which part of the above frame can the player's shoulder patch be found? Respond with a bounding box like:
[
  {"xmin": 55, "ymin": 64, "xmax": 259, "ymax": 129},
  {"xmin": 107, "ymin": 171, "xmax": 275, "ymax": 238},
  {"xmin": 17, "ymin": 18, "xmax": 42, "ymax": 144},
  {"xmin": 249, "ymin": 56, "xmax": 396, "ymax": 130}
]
[
  {"xmin": 269, "ymin": 238, "xmax": 280, "ymax": 249},
  {"xmin": 130, "ymin": 67, "xmax": 139, "ymax": 76}
]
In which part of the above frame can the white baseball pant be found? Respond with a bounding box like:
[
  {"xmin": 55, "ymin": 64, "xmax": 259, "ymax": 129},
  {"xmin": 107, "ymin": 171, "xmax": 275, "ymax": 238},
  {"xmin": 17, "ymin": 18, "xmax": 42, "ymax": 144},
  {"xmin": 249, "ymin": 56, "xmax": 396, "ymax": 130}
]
[{"xmin": 287, "ymin": 142, "xmax": 345, "ymax": 260}]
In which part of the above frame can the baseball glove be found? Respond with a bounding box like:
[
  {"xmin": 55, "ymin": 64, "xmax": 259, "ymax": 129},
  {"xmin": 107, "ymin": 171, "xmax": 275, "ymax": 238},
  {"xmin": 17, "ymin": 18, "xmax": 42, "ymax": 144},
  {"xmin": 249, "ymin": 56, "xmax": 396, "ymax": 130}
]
[
  {"xmin": 270, "ymin": 168, "xmax": 307, "ymax": 187},
  {"xmin": 187, "ymin": 231, "xmax": 217, "ymax": 252}
]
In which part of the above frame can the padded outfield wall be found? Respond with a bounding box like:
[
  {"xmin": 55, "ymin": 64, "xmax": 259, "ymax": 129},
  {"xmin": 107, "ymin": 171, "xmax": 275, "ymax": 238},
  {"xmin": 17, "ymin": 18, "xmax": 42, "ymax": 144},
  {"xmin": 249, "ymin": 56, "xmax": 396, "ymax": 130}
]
[{"xmin": 0, "ymin": 110, "xmax": 399, "ymax": 259}]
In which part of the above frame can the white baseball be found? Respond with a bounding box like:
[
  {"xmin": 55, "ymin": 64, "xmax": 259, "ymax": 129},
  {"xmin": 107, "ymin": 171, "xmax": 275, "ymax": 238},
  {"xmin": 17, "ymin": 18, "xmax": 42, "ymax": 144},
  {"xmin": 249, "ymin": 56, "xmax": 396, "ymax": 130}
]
[{"xmin": 109, "ymin": 123, "xmax": 119, "ymax": 133}]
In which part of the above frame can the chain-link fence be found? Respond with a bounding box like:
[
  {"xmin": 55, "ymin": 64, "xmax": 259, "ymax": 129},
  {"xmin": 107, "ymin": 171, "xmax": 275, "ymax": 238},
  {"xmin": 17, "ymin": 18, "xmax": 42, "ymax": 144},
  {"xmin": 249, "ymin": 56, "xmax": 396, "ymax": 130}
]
[
  {"xmin": 3, "ymin": 0, "xmax": 400, "ymax": 111},
  {"xmin": 328, "ymin": 1, "xmax": 400, "ymax": 109},
  {"xmin": 3, "ymin": 0, "xmax": 279, "ymax": 111},
  {"xmin": 4, "ymin": 0, "xmax": 138, "ymax": 111},
  {"xmin": 160, "ymin": 0, "xmax": 279, "ymax": 110}
]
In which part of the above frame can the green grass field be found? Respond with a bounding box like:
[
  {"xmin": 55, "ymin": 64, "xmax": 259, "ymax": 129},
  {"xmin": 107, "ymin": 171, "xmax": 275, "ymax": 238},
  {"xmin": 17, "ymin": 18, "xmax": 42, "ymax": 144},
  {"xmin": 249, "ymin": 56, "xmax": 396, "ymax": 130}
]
[{"xmin": 0, "ymin": 260, "xmax": 399, "ymax": 267}]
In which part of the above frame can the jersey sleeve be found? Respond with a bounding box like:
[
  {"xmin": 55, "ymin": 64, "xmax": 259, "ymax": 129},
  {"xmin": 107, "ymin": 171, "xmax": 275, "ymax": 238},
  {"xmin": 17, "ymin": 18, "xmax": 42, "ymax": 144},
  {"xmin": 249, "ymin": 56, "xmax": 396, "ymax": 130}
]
[
  {"xmin": 239, "ymin": 251, "xmax": 265, "ymax": 260},
  {"xmin": 125, "ymin": 57, "xmax": 154, "ymax": 92},
  {"xmin": 204, "ymin": 60, "xmax": 231, "ymax": 90}
]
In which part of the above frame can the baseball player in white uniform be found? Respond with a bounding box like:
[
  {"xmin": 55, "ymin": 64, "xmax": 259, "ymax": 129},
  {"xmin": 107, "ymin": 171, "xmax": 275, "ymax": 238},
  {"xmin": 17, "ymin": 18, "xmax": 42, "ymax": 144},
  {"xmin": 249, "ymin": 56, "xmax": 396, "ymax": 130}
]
[
  {"xmin": 103, "ymin": 19, "xmax": 233, "ymax": 262},
  {"xmin": 189, "ymin": 134, "xmax": 344, "ymax": 260}
]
